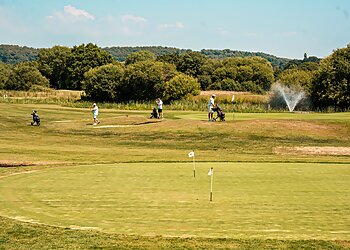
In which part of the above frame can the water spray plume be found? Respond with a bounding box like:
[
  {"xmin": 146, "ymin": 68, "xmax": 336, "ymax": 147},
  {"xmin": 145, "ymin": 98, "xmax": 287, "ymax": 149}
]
[{"xmin": 274, "ymin": 83, "xmax": 305, "ymax": 112}]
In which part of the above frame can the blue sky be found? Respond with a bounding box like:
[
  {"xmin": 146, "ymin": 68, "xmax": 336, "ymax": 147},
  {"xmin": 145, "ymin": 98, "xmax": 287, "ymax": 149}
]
[{"xmin": 0, "ymin": 0, "xmax": 349, "ymax": 59}]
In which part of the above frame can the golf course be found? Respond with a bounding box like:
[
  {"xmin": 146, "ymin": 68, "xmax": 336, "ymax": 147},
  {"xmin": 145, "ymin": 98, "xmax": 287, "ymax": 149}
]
[{"xmin": 0, "ymin": 102, "xmax": 349, "ymax": 249}]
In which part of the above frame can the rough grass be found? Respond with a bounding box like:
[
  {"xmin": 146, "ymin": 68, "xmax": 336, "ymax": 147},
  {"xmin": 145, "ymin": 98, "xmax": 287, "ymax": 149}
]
[
  {"xmin": 0, "ymin": 89, "xmax": 271, "ymax": 112},
  {"xmin": 1, "ymin": 216, "xmax": 348, "ymax": 250}
]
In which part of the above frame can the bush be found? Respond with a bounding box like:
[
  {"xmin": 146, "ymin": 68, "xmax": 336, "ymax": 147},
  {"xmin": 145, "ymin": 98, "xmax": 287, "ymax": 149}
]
[
  {"xmin": 158, "ymin": 73, "xmax": 201, "ymax": 101},
  {"xmin": 121, "ymin": 60, "xmax": 177, "ymax": 101},
  {"xmin": 83, "ymin": 63, "xmax": 125, "ymax": 102},
  {"xmin": 240, "ymin": 81, "xmax": 264, "ymax": 94},
  {"xmin": 5, "ymin": 63, "xmax": 49, "ymax": 91},
  {"xmin": 0, "ymin": 62, "xmax": 12, "ymax": 89}
]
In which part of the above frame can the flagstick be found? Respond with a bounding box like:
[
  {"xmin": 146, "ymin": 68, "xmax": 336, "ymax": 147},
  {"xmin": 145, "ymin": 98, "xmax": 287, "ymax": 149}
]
[
  {"xmin": 210, "ymin": 167, "xmax": 213, "ymax": 202},
  {"xmin": 232, "ymin": 94, "xmax": 235, "ymax": 121},
  {"xmin": 193, "ymin": 150, "xmax": 196, "ymax": 178}
]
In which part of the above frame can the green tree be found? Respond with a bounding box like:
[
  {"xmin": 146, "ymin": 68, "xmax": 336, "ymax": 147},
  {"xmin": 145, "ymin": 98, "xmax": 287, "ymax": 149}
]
[
  {"xmin": 297, "ymin": 62, "xmax": 319, "ymax": 72},
  {"xmin": 219, "ymin": 78, "xmax": 241, "ymax": 91},
  {"xmin": 83, "ymin": 63, "xmax": 125, "ymax": 102},
  {"xmin": 311, "ymin": 45, "xmax": 350, "ymax": 110},
  {"xmin": 284, "ymin": 56, "xmax": 321, "ymax": 71},
  {"xmin": 198, "ymin": 59, "xmax": 222, "ymax": 90},
  {"xmin": 237, "ymin": 65, "xmax": 254, "ymax": 83},
  {"xmin": 67, "ymin": 43, "xmax": 115, "ymax": 90},
  {"xmin": 177, "ymin": 52, "xmax": 208, "ymax": 77},
  {"xmin": 212, "ymin": 67, "xmax": 229, "ymax": 83},
  {"xmin": 278, "ymin": 68, "xmax": 314, "ymax": 93},
  {"xmin": 156, "ymin": 53, "xmax": 181, "ymax": 66},
  {"xmin": 0, "ymin": 62, "xmax": 12, "ymax": 89},
  {"xmin": 249, "ymin": 57, "xmax": 275, "ymax": 90},
  {"xmin": 157, "ymin": 73, "xmax": 200, "ymax": 101},
  {"xmin": 213, "ymin": 57, "xmax": 274, "ymax": 92},
  {"xmin": 37, "ymin": 46, "xmax": 71, "ymax": 89},
  {"xmin": 6, "ymin": 63, "xmax": 49, "ymax": 90},
  {"xmin": 125, "ymin": 51, "xmax": 156, "ymax": 65},
  {"xmin": 122, "ymin": 60, "xmax": 177, "ymax": 101}
]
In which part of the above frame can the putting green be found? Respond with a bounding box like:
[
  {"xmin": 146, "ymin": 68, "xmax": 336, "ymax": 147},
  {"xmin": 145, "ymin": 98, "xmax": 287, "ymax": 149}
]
[{"xmin": 0, "ymin": 162, "xmax": 349, "ymax": 240}]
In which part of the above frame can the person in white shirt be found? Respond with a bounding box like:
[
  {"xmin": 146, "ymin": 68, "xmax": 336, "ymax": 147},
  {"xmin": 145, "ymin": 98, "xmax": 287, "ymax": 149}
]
[
  {"xmin": 208, "ymin": 94, "xmax": 215, "ymax": 121},
  {"xmin": 92, "ymin": 103, "xmax": 100, "ymax": 125},
  {"xmin": 156, "ymin": 98, "xmax": 163, "ymax": 118}
]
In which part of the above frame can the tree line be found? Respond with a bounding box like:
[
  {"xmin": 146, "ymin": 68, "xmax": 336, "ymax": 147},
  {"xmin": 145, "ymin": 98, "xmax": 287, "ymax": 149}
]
[
  {"xmin": 0, "ymin": 45, "xmax": 39, "ymax": 64},
  {"xmin": 1, "ymin": 44, "xmax": 301, "ymax": 69},
  {"xmin": 0, "ymin": 43, "xmax": 349, "ymax": 110}
]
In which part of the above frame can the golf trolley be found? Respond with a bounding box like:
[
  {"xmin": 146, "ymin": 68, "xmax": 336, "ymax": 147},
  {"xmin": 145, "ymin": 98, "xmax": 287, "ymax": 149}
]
[
  {"xmin": 212, "ymin": 105, "xmax": 225, "ymax": 121},
  {"xmin": 31, "ymin": 110, "xmax": 40, "ymax": 126}
]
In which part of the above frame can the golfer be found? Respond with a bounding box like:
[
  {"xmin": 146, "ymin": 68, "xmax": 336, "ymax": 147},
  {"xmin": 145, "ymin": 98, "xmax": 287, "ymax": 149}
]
[
  {"xmin": 156, "ymin": 98, "xmax": 163, "ymax": 118},
  {"xmin": 92, "ymin": 103, "xmax": 100, "ymax": 125},
  {"xmin": 208, "ymin": 94, "xmax": 216, "ymax": 121}
]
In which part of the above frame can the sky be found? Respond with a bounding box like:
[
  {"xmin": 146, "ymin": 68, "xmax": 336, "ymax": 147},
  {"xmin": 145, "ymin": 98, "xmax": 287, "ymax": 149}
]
[{"xmin": 0, "ymin": 0, "xmax": 349, "ymax": 59}]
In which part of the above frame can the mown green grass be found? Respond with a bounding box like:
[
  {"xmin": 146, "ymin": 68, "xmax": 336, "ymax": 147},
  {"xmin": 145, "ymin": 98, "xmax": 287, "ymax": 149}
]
[
  {"xmin": 1, "ymin": 103, "xmax": 350, "ymax": 249},
  {"xmin": 1, "ymin": 162, "xmax": 349, "ymax": 240}
]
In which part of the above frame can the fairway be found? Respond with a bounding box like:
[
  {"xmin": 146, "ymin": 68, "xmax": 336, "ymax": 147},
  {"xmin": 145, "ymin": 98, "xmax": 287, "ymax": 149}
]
[
  {"xmin": 1, "ymin": 103, "xmax": 350, "ymax": 248},
  {"xmin": 0, "ymin": 162, "xmax": 349, "ymax": 240}
]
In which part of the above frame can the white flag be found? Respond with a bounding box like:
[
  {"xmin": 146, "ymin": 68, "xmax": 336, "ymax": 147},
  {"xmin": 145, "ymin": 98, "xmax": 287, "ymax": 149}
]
[
  {"xmin": 188, "ymin": 151, "xmax": 195, "ymax": 158},
  {"xmin": 208, "ymin": 168, "xmax": 213, "ymax": 176}
]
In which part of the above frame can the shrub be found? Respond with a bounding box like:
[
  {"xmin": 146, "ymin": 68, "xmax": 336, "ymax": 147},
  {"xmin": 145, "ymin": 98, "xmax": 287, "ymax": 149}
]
[
  {"xmin": 158, "ymin": 73, "xmax": 201, "ymax": 101},
  {"xmin": 83, "ymin": 63, "xmax": 125, "ymax": 102},
  {"xmin": 5, "ymin": 63, "xmax": 49, "ymax": 91},
  {"xmin": 121, "ymin": 60, "xmax": 177, "ymax": 101},
  {"xmin": 240, "ymin": 81, "xmax": 264, "ymax": 94},
  {"xmin": 0, "ymin": 62, "xmax": 12, "ymax": 89}
]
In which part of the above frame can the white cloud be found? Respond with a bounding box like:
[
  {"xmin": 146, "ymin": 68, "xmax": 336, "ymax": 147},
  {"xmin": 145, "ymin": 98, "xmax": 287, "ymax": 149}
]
[
  {"xmin": 158, "ymin": 21, "xmax": 184, "ymax": 30},
  {"xmin": 121, "ymin": 14, "xmax": 147, "ymax": 24},
  {"xmin": 46, "ymin": 5, "xmax": 95, "ymax": 22},
  {"xmin": 119, "ymin": 14, "xmax": 148, "ymax": 36},
  {"xmin": 64, "ymin": 5, "xmax": 95, "ymax": 20}
]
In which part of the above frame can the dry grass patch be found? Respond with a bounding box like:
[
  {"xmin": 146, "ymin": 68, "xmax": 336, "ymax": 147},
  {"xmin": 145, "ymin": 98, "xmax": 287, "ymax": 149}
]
[
  {"xmin": 231, "ymin": 119, "xmax": 345, "ymax": 138},
  {"xmin": 274, "ymin": 146, "xmax": 350, "ymax": 156},
  {"xmin": 198, "ymin": 91, "xmax": 269, "ymax": 104},
  {"xmin": 0, "ymin": 160, "xmax": 63, "ymax": 168}
]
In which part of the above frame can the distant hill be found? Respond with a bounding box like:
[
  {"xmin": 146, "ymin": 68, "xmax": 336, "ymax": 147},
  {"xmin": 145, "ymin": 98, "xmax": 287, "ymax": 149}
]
[
  {"xmin": 200, "ymin": 49, "xmax": 291, "ymax": 68},
  {"xmin": 0, "ymin": 45, "xmax": 39, "ymax": 64},
  {"xmin": 103, "ymin": 46, "xmax": 191, "ymax": 62},
  {"xmin": 0, "ymin": 44, "xmax": 302, "ymax": 68},
  {"xmin": 103, "ymin": 46, "xmax": 293, "ymax": 68}
]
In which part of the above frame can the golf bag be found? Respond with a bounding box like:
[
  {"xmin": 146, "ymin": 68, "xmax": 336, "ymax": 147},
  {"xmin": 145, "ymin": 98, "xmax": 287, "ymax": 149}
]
[
  {"xmin": 150, "ymin": 108, "xmax": 158, "ymax": 119},
  {"xmin": 212, "ymin": 105, "xmax": 225, "ymax": 121},
  {"xmin": 31, "ymin": 111, "xmax": 40, "ymax": 126}
]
